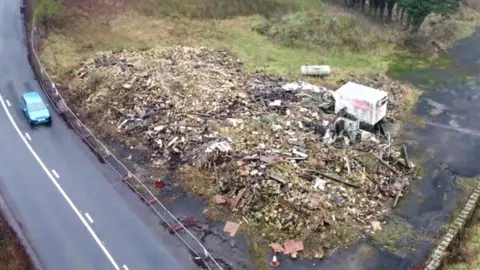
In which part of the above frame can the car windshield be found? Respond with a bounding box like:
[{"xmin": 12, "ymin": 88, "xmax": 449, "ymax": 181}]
[{"xmin": 27, "ymin": 102, "xmax": 46, "ymax": 112}]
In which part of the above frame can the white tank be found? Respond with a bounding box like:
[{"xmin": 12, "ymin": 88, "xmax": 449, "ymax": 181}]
[{"xmin": 301, "ymin": 65, "xmax": 331, "ymax": 76}]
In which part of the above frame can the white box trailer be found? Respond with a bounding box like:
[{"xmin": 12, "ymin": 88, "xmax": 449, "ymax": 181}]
[{"xmin": 334, "ymin": 82, "xmax": 388, "ymax": 126}]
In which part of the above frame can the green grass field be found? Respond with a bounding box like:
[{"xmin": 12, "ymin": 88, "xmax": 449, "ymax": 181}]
[{"xmin": 39, "ymin": 0, "xmax": 480, "ymax": 87}]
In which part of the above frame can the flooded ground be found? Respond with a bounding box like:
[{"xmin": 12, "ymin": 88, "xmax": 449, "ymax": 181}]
[
  {"xmin": 282, "ymin": 26, "xmax": 480, "ymax": 270},
  {"xmin": 249, "ymin": 26, "xmax": 480, "ymax": 269}
]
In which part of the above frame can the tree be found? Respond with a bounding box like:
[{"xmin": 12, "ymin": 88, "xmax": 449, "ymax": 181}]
[
  {"xmin": 386, "ymin": 0, "xmax": 396, "ymax": 22},
  {"xmin": 35, "ymin": 0, "xmax": 63, "ymax": 33},
  {"xmin": 398, "ymin": 0, "xmax": 460, "ymax": 31},
  {"xmin": 341, "ymin": 0, "xmax": 461, "ymax": 32}
]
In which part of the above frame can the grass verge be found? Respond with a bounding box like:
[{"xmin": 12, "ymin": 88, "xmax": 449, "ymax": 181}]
[{"xmin": 0, "ymin": 211, "xmax": 33, "ymax": 269}]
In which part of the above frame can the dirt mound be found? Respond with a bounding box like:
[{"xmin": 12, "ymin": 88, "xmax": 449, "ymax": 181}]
[{"xmin": 65, "ymin": 46, "xmax": 417, "ymax": 257}]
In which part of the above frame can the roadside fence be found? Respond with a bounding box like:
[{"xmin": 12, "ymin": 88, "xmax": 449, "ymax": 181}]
[{"xmin": 27, "ymin": 19, "xmax": 222, "ymax": 270}]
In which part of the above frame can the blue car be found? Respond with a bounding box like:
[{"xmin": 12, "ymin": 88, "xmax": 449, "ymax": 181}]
[{"xmin": 21, "ymin": 91, "xmax": 52, "ymax": 126}]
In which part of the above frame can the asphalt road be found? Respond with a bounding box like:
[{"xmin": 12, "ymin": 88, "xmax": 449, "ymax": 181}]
[{"xmin": 0, "ymin": 1, "xmax": 198, "ymax": 269}]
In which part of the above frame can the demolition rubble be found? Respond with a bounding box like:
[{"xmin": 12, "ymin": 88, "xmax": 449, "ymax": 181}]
[{"xmin": 69, "ymin": 46, "xmax": 416, "ymax": 256}]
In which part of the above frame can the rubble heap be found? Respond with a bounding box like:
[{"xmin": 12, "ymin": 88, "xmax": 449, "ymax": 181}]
[{"xmin": 69, "ymin": 46, "xmax": 416, "ymax": 256}]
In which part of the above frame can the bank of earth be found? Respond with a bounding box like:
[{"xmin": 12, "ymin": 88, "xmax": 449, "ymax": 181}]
[{"xmin": 0, "ymin": 209, "xmax": 34, "ymax": 269}]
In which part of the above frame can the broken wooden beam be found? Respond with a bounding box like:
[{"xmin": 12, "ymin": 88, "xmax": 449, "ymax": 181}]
[
  {"xmin": 268, "ymin": 174, "xmax": 286, "ymax": 185},
  {"xmin": 402, "ymin": 144, "xmax": 410, "ymax": 169},
  {"xmin": 392, "ymin": 183, "xmax": 404, "ymax": 208},
  {"xmin": 372, "ymin": 154, "xmax": 400, "ymax": 175},
  {"xmin": 302, "ymin": 169, "xmax": 359, "ymax": 188}
]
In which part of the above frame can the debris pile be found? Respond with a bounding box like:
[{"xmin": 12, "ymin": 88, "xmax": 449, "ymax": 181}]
[{"xmin": 68, "ymin": 46, "xmax": 416, "ymax": 256}]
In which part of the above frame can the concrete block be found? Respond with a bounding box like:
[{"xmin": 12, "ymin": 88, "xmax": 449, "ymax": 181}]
[
  {"xmin": 426, "ymin": 263, "xmax": 437, "ymax": 270},
  {"xmin": 422, "ymin": 190, "xmax": 480, "ymax": 270},
  {"xmin": 444, "ymin": 235, "xmax": 453, "ymax": 244},
  {"xmin": 447, "ymin": 229, "xmax": 458, "ymax": 240},
  {"xmin": 426, "ymin": 262, "xmax": 436, "ymax": 270},
  {"xmin": 453, "ymin": 220, "xmax": 462, "ymax": 228},
  {"xmin": 446, "ymin": 229, "xmax": 456, "ymax": 238}
]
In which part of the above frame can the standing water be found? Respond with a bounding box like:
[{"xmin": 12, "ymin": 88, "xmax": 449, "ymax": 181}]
[{"xmin": 276, "ymin": 27, "xmax": 480, "ymax": 270}]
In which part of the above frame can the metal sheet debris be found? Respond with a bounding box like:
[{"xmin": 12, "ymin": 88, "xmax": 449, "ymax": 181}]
[
  {"xmin": 335, "ymin": 82, "xmax": 388, "ymax": 125},
  {"xmin": 224, "ymin": 221, "xmax": 240, "ymax": 237}
]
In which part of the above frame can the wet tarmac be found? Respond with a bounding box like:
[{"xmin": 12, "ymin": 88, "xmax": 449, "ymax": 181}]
[{"xmin": 103, "ymin": 27, "xmax": 480, "ymax": 270}]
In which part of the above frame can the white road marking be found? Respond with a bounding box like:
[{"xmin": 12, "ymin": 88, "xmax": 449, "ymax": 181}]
[
  {"xmin": 51, "ymin": 169, "xmax": 59, "ymax": 179},
  {"xmin": 25, "ymin": 132, "xmax": 31, "ymax": 141},
  {"xmin": 122, "ymin": 265, "xmax": 129, "ymax": 270},
  {"xmin": 6, "ymin": 100, "xmax": 10, "ymax": 107},
  {"xmin": 0, "ymin": 94, "xmax": 120, "ymax": 270},
  {"xmin": 85, "ymin": 212, "xmax": 94, "ymax": 223}
]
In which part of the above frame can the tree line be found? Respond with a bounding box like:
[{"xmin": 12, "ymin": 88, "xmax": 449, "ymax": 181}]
[{"xmin": 343, "ymin": 0, "xmax": 461, "ymax": 31}]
